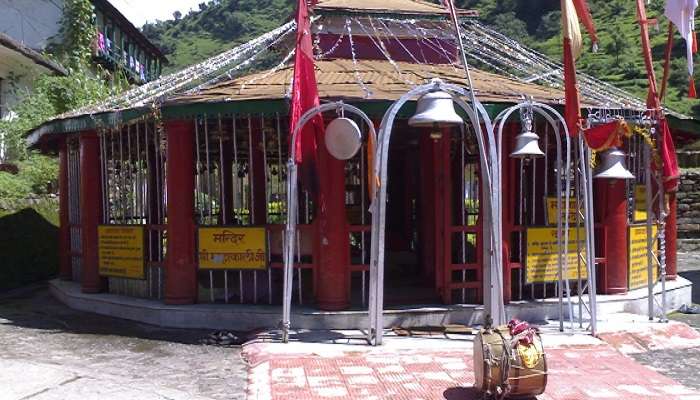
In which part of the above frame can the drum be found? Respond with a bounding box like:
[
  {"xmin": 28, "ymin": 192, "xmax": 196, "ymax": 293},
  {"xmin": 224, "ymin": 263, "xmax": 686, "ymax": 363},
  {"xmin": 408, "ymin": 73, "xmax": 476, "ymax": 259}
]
[{"xmin": 474, "ymin": 327, "xmax": 547, "ymax": 398}]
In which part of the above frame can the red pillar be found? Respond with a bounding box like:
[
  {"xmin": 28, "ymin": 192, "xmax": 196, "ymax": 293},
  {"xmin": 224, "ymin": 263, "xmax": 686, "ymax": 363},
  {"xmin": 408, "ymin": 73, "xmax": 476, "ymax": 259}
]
[
  {"xmin": 165, "ymin": 120, "xmax": 197, "ymax": 305},
  {"xmin": 79, "ymin": 132, "xmax": 104, "ymax": 293},
  {"xmin": 245, "ymin": 119, "xmax": 268, "ymax": 303},
  {"xmin": 419, "ymin": 133, "xmax": 436, "ymax": 283},
  {"xmin": 250, "ymin": 120, "xmax": 267, "ymax": 225},
  {"xmin": 438, "ymin": 131, "xmax": 452, "ymax": 304},
  {"xmin": 315, "ymin": 130, "xmax": 350, "ymax": 310},
  {"xmin": 665, "ymin": 192, "xmax": 678, "ymax": 279},
  {"xmin": 501, "ymin": 126, "xmax": 517, "ymax": 304},
  {"xmin": 596, "ymin": 179, "xmax": 628, "ymax": 294},
  {"xmin": 220, "ymin": 136, "xmax": 234, "ymax": 225},
  {"xmin": 58, "ymin": 139, "xmax": 72, "ymax": 280},
  {"xmin": 146, "ymin": 133, "xmax": 161, "ymax": 260}
]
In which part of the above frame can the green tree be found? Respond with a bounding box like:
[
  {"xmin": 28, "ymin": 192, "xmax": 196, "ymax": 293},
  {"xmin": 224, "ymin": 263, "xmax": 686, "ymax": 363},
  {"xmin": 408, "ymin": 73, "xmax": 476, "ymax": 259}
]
[
  {"xmin": 606, "ymin": 27, "xmax": 630, "ymax": 64},
  {"xmin": 0, "ymin": 0, "xmax": 126, "ymax": 198}
]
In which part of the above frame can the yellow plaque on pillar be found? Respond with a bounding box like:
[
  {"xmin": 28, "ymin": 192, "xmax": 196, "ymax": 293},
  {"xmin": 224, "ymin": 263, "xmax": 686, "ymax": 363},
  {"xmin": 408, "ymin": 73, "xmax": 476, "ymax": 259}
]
[
  {"xmin": 198, "ymin": 227, "xmax": 267, "ymax": 270},
  {"xmin": 98, "ymin": 225, "xmax": 145, "ymax": 279},
  {"xmin": 526, "ymin": 227, "xmax": 587, "ymax": 284},
  {"xmin": 545, "ymin": 197, "xmax": 577, "ymax": 226},
  {"xmin": 633, "ymin": 186, "xmax": 648, "ymax": 222},
  {"xmin": 628, "ymin": 224, "xmax": 659, "ymax": 290}
]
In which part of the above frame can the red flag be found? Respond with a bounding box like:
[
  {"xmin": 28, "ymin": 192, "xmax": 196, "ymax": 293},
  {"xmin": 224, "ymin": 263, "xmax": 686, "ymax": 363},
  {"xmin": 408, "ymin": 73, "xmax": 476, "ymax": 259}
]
[
  {"xmin": 562, "ymin": 0, "xmax": 582, "ymax": 136},
  {"xmin": 572, "ymin": 0, "xmax": 599, "ymax": 49},
  {"xmin": 659, "ymin": 118, "xmax": 680, "ymax": 191},
  {"xmin": 583, "ymin": 120, "xmax": 631, "ymax": 150},
  {"xmin": 290, "ymin": 0, "xmax": 323, "ymax": 195}
]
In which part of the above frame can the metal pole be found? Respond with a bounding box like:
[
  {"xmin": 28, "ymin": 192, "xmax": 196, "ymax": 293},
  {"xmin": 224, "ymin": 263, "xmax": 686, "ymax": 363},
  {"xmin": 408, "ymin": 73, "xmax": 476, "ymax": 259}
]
[
  {"xmin": 281, "ymin": 102, "xmax": 376, "ymax": 343},
  {"xmin": 644, "ymin": 143, "xmax": 655, "ymax": 320}
]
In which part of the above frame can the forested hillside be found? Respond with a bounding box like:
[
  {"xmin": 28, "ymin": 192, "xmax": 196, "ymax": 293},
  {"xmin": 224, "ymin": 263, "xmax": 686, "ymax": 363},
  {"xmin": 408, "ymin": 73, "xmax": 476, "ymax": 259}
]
[{"xmin": 141, "ymin": 0, "xmax": 699, "ymax": 117}]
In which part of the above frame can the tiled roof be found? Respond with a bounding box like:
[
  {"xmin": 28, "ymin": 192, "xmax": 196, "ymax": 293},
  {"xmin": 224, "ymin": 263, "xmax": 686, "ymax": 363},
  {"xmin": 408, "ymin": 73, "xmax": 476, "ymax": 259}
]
[
  {"xmin": 168, "ymin": 58, "xmax": 572, "ymax": 106},
  {"xmin": 313, "ymin": 0, "xmax": 478, "ymax": 16}
]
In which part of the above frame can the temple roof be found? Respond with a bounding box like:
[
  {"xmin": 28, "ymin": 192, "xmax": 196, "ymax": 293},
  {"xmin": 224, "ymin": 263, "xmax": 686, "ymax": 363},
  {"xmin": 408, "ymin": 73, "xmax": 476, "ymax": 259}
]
[
  {"xmin": 168, "ymin": 58, "xmax": 568, "ymax": 106},
  {"xmin": 313, "ymin": 0, "xmax": 478, "ymax": 16}
]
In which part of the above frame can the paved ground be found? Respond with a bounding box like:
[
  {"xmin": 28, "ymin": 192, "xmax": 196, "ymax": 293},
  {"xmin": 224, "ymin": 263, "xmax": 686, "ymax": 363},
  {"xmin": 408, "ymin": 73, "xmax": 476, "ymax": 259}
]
[
  {"xmin": 673, "ymin": 251, "xmax": 700, "ymax": 330},
  {"xmin": 244, "ymin": 322, "xmax": 700, "ymax": 400},
  {"xmin": 627, "ymin": 251, "xmax": 700, "ymax": 392},
  {"xmin": 0, "ymin": 286, "xmax": 247, "ymax": 400},
  {"xmin": 3, "ymin": 251, "xmax": 700, "ymax": 400}
]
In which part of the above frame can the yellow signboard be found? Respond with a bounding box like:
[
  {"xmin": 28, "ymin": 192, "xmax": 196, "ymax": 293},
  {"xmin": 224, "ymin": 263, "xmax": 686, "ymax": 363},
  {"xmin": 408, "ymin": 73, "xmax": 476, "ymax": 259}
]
[
  {"xmin": 633, "ymin": 186, "xmax": 648, "ymax": 222},
  {"xmin": 628, "ymin": 225, "xmax": 659, "ymax": 290},
  {"xmin": 198, "ymin": 227, "xmax": 267, "ymax": 270},
  {"xmin": 526, "ymin": 227, "xmax": 587, "ymax": 283},
  {"xmin": 545, "ymin": 197, "xmax": 578, "ymax": 226},
  {"xmin": 98, "ymin": 225, "xmax": 145, "ymax": 279}
]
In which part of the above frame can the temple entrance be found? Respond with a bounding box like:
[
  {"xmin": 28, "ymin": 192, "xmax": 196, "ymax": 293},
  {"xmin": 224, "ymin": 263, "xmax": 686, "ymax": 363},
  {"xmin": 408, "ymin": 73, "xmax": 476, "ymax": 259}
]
[
  {"xmin": 383, "ymin": 127, "xmax": 438, "ymax": 305},
  {"xmin": 348, "ymin": 122, "xmax": 482, "ymax": 307}
]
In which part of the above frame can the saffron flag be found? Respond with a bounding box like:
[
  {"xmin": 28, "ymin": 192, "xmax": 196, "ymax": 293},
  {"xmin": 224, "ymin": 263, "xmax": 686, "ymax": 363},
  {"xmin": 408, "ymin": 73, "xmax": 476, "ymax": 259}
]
[
  {"xmin": 290, "ymin": 0, "xmax": 324, "ymax": 195},
  {"xmin": 665, "ymin": 0, "xmax": 698, "ymax": 97}
]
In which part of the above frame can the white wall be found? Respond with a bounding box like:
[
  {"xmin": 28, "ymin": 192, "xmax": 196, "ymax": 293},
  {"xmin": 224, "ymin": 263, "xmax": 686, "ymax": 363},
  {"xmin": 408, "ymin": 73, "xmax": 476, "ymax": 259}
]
[
  {"xmin": 0, "ymin": 45, "xmax": 53, "ymax": 162},
  {"xmin": 0, "ymin": 0, "xmax": 64, "ymax": 51}
]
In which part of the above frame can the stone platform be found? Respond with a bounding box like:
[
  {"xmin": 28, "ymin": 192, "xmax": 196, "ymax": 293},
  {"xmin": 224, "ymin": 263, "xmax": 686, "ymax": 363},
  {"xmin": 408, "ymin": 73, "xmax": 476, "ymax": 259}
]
[{"xmin": 49, "ymin": 277, "xmax": 692, "ymax": 331}]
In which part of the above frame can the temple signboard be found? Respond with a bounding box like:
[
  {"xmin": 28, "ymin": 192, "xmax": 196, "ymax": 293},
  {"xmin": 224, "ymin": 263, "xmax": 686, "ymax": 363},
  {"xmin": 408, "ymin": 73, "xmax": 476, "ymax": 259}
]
[
  {"xmin": 545, "ymin": 197, "xmax": 578, "ymax": 226},
  {"xmin": 633, "ymin": 186, "xmax": 648, "ymax": 222},
  {"xmin": 526, "ymin": 227, "xmax": 587, "ymax": 284},
  {"xmin": 628, "ymin": 224, "xmax": 659, "ymax": 290},
  {"xmin": 198, "ymin": 227, "xmax": 267, "ymax": 270},
  {"xmin": 98, "ymin": 225, "xmax": 145, "ymax": 279}
]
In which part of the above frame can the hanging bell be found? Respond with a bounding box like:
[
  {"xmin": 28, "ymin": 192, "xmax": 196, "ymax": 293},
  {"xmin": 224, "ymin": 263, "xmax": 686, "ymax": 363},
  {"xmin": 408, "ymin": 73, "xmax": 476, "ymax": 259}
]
[
  {"xmin": 510, "ymin": 117, "xmax": 545, "ymax": 159},
  {"xmin": 593, "ymin": 147, "xmax": 635, "ymax": 180},
  {"xmin": 325, "ymin": 117, "xmax": 362, "ymax": 160},
  {"xmin": 408, "ymin": 91, "xmax": 464, "ymax": 128}
]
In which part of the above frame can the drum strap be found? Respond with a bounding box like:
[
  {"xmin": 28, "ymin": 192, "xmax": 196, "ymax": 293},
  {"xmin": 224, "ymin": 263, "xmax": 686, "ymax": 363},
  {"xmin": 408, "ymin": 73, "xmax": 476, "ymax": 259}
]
[{"xmin": 494, "ymin": 330, "xmax": 512, "ymax": 399}]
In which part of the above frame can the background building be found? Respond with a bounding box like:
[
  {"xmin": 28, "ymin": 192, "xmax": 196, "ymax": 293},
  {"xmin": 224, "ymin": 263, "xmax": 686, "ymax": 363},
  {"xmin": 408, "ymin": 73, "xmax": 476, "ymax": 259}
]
[{"xmin": 0, "ymin": 0, "xmax": 166, "ymax": 162}]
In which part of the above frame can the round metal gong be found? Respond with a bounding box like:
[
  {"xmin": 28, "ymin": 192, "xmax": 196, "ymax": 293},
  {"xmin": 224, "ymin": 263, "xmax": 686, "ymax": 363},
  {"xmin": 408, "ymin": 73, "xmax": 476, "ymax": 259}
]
[{"xmin": 325, "ymin": 117, "xmax": 362, "ymax": 160}]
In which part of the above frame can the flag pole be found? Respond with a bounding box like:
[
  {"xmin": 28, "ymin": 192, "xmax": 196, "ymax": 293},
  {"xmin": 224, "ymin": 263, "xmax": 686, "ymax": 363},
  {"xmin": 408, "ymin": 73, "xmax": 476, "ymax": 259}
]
[
  {"xmin": 443, "ymin": 0, "xmax": 505, "ymax": 327},
  {"xmin": 660, "ymin": 21, "xmax": 675, "ymax": 102}
]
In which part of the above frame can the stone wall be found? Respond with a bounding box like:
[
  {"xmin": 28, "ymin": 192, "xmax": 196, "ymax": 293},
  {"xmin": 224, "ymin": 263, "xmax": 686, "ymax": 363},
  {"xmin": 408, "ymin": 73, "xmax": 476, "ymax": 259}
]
[{"xmin": 678, "ymin": 169, "xmax": 700, "ymax": 252}]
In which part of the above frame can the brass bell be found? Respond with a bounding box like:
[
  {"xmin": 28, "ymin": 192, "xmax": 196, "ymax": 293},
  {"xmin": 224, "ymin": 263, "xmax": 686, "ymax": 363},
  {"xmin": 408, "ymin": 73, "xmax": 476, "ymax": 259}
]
[
  {"xmin": 408, "ymin": 91, "xmax": 464, "ymax": 128},
  {"xmin": 510, "ymin": 117, "xmax": 545, "ymax": 159},
  {"xmin": 593, "ymin": 147, "xmax": 635, "ymax": 180}
]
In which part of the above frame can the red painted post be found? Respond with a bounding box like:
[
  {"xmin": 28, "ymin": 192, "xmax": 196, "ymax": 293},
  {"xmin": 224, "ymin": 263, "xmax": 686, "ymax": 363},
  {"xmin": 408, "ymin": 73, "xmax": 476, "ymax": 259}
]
[
  {"xmin": 315, "ymin": 130, "xmax": 350, "ymax": 310},
  {"xmin": 146, "ymin": 134, "xmax": 161, "ymax": 260},
  {"xmin": 440, "ymin": 130, "xmax": 452, "ymax": 304},
  {"xmin": 221, "ymin": 135, "xmax": 234, "ymax": 225},
  {"xmin": 250, "ymin": 119, "xmax": 267, "ymax": 226},
  {"xmin": 165, "ymin": 120, "xmax": 197, "ymax": 305},
  {"xmin": 246, "ymin": 118, "xmax": 268, "ymax": 303},
  {"xmin": 596, "ymin": 179, "xmax": 629, "ymax": 294},
  {"xmin": 79, "ymin": 132, "xmax": 104, "ymax": 293},
  {"xmin": 501, "ymin": 126, "xmax": 516, "ymax": 304},
  {"xmin": 58, "ymin": 138, "xmax": 72, "ymax": 280},
  {"xmin": 665, "ymin": 193, "xmax": 678, "ymax": 279},
  {"xmin": 419, "ymin": 133, "xmax": 436, "ymax": 283}
]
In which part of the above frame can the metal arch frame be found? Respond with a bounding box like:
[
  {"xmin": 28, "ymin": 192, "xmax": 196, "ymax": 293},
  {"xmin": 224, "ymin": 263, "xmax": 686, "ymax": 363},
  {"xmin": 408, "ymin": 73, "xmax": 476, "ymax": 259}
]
[
  {"xmin": 493, "ymin": 100, "xmax": 598, "ymax": 335},
  {"xmin": 369, "ymin": 79, "xmax": 503, "ymax": 346},
  {"xmin": 643, "ymin": 125, "xmax": 668, "ymax": 323},
  {"xmin": 281, "ymin": 101, "xmax": 377, "ymax": 343}
]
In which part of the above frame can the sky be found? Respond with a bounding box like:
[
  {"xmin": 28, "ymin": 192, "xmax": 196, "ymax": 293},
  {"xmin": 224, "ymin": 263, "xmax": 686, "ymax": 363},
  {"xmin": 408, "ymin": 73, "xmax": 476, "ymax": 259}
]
[{"xmin": 109, "ymin": 0, "xmax": 205, "ymax": 27}]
